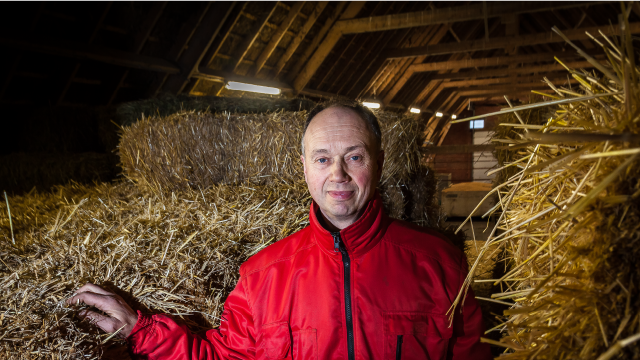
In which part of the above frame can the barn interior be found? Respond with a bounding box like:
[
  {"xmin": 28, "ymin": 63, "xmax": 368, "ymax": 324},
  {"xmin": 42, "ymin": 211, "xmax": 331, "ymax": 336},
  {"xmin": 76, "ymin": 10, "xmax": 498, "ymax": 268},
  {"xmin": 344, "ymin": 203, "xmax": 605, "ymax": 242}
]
[{"xmin": 1, "ymin": 1, "xmax": 640, "ymax": 359}]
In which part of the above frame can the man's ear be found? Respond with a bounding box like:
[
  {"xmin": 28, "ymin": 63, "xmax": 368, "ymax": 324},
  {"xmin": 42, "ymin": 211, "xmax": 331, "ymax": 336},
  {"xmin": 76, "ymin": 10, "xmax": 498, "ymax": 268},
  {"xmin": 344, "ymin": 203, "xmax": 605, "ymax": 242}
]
[{"xmin": 376, "ymin": 150, "xmax": 385, "ymax": 178}]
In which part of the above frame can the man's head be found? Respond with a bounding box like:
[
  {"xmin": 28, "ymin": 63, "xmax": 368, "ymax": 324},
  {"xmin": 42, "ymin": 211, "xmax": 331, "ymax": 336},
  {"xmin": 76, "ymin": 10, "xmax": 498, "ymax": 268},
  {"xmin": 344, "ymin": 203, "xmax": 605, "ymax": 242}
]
[{"xmin": 301, "ymin": 101, "xmax": 384, "ymax": 230}]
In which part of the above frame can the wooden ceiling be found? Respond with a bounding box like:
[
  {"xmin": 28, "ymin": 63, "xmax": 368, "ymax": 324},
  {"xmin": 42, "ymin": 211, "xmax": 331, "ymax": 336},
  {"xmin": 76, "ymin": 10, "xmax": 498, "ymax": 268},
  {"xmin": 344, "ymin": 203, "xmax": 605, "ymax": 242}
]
[{"xmin": 1, "ymin": 1, "xmax": 638, "ymax": 121}]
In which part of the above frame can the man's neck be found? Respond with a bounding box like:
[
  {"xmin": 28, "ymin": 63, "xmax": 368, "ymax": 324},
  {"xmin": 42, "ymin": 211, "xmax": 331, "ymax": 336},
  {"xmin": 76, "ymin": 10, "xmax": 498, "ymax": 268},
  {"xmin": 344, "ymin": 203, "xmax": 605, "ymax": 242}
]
[{"xmin": 317, "ymin": 207, "xmax": 367, "ymax": 233}]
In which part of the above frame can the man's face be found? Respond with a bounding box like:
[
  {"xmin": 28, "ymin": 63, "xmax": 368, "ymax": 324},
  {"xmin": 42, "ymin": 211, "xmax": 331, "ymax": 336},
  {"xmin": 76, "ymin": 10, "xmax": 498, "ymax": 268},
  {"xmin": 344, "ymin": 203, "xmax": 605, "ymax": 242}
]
[{"xmin": 301, "ymin": 107, "xmax": 384, "ymax": 228}]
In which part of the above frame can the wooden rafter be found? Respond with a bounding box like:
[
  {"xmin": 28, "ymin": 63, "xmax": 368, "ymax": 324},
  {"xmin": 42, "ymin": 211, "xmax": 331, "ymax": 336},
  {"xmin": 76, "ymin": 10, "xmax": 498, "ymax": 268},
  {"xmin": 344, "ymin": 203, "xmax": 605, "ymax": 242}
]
[
  {"xmin": 231, "ymin": 2, "xmax": 279, "ymax": 74},
  {"xmin": 162, "ymin": 2, "xmax": 236, "ymax": 94},
  {"xmin": 293, "ymin": 1, "xmax": 600, "ymax": 93},
  {"xmin": 408, "ymin": 50, "xmax": 586, "ymax": 73},
  {"xmin": 388, "ymin": 21, "xmax": 640, "ymax": 59},
  {"xmin": 286, "ymin": 1, "xmax": 359, "ymax": 82},
  {"xmin": 252, "ymin": 1, "xmax": 305, "ymax": 77},
  {"xmin": 273, "ymin": 1, "xmax": 328, "ymax": 78},
  {"xmin": 379, "ymin": 24, "xmax": 450, "ymax": 104},
  {"xmin": 107, "ymin": 1, "xmax": 167, "ymax": 105},
  {"xmin": 370, "ymin": 28, "xmax": 437, "ymax": 99},
  {"xmin": 413, "ymin": 20, "xmax": 497, "ymax": 110},
  {"xmin": 147, "ymin": 2, "xmax": 214, "ymax": 97},
  {"xmin": 322, "ymin": 2, "xmax": 399, "ymax": 93},
  {"xmin": 429, "ymin": 60, "xmax": 594, "ymax": 80},
  {"xmin": 57, "ymin": 2, "xmax": 112, "ymax": 105},
  {"xmin": 457, "ymin": 88, "xmax": 554, "ymax": 97}
]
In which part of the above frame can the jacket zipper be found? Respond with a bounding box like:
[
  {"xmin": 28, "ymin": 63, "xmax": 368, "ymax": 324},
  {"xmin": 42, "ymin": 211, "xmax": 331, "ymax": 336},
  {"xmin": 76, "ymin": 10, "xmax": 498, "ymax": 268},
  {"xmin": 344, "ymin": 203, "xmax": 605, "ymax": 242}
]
[
  {"xmin": 332, "ymin": 232, "xmax": 355, "ymax": 360},
  {"xmin": 396, "ymin": 335, "xmax": 403, "ymax": 360}
]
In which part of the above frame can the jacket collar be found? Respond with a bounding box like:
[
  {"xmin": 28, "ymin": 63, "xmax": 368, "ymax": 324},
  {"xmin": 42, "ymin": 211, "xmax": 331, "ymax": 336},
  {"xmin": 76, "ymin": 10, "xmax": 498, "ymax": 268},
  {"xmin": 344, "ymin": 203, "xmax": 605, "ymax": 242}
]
[{"xmin": 310, "ymin": 193, "xmax": 389, "ymax": 259}]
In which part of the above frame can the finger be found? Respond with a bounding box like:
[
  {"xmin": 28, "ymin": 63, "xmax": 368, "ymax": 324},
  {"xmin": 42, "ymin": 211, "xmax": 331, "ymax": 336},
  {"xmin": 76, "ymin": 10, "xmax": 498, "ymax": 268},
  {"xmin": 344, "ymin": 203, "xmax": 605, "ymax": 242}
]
[
  {"xmin": 74, "ymin": 283, "xmax": 113, "ymax": 296},
  {"xmin": 66, "ymin": 291, "xmax": 113, "ymax": 311},
  {"xmin": 79, "ymin": 309, "xmax": 121, "ymax": 333}
]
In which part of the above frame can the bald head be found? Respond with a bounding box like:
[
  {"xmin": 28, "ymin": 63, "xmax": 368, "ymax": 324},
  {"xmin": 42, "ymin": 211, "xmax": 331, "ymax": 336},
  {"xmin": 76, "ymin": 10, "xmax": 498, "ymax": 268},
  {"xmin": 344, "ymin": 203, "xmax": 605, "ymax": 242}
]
[{"xmin": 301, "ymin": 102, "xmax": 381, "ymax": 156}]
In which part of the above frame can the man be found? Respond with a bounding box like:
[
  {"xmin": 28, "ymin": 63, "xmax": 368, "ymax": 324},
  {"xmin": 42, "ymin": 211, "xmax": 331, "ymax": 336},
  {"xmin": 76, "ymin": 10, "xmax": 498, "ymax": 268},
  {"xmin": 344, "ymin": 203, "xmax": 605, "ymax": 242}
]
[{"xmin": 68, "ymin": 101, "xmax": 491, "ymax": 359}]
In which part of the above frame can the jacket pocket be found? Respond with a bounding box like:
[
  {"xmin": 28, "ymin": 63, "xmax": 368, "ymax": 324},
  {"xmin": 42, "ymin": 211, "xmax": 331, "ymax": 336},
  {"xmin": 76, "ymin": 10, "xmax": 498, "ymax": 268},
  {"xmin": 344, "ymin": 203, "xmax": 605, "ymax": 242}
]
[
  {"xmin": 260, "ymin": 322, "xmax": 292, "ymax": 359},
  {"xmin": 383, "ymin": 312, "xmax": 453, "ymax": 360},
  {"xmin": 292, "ymin": 329, "xmax": 317, "ymax": 360}
]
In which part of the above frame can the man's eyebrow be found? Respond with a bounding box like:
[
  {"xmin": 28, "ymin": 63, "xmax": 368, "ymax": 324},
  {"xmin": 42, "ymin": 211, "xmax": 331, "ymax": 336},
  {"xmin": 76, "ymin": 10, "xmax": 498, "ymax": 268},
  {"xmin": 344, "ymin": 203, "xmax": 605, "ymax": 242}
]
[
  {"xmin": 345, "ymin": 145, "xmax": 364, "ymax": 152},
  {"xmin": 311, "ymin": 149, "xmax": 329, "ymax": 156}
]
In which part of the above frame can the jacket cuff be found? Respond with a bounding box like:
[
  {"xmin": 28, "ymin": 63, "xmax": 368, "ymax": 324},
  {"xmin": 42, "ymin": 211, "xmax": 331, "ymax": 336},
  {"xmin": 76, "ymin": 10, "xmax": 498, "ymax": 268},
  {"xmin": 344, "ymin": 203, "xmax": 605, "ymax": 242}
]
[{"xmin": 126, "ymin": 310, "xmax": 156, "ymax": 352}]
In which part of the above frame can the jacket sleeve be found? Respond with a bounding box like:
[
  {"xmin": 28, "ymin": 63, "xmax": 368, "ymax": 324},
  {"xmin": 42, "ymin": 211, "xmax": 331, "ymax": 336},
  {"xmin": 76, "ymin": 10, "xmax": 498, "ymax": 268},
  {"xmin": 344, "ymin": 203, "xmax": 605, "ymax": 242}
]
[
  {"xmin": 447, "ymin": 262, "xmax": 493, "ymax": 360},
  {"xmin": 127, "ymin": 276, "xmax": 256, "ymax": 360}
]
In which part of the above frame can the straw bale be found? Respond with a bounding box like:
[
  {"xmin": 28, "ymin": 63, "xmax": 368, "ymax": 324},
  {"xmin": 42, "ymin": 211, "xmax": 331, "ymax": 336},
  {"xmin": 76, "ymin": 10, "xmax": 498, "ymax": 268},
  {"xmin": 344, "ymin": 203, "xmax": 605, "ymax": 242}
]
[
  {"xmin": 454, "ymin": 18, "xmax": 640, "ymax": 360},
  {"xmin": 118, "ymin": 108, "xmax": 432, "ymax": 222},
  {"xmin": 0, "ymin": 180, "xmax": 310, "ymax": 359}
]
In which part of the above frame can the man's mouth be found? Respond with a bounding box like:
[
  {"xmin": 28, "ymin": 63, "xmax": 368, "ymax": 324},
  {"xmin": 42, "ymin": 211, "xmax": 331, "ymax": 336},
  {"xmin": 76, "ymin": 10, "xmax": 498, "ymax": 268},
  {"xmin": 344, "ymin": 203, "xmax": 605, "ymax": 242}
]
[{"xmin": 327, "ymin": 191, "xmax": 354, "ymax": 200}]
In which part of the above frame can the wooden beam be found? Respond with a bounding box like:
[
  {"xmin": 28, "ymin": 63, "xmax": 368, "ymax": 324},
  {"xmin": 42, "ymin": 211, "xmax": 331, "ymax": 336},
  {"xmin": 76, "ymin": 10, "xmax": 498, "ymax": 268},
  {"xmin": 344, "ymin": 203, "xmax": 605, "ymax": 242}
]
[
  {"xmin": 287, "ymin": 1, "xmax": 363, "ymax": 82},
  {"xmin": 319, "ymin": 2, "xmax": 393, "ymax": 92},
  {"xmin": 410, "ymin": 51, "xmax": 585, "ymax": 73},
  {"xmin": 108, "ymin": 1, "xmax": 167, "ymax": 105},
  {"xmin": 188, "ymin": 3, "xmax": 247, "ymax": 95},
  {"xmin": 411, "ymin": 19, "xmax": 499, "ymax": 108},
  {"xmin": 441, "ymin": 74, "xmax": 572, "ymax": 88},
  {"xmin": 273, "ymin": 1, "xmax": 328, "ymax": 78},
  {"xmin": 381, "ymin": 25, "xmax": 450, "ymax": 105},
  {"xmin": 388, "ymin": 21, "xmax": 640, "ymax": 59},
  {"xmin": 293, "ymin": 1, "xmax": 599, "ymax": 93},
  {"xmin": 252, "ymin": 1, "xmax": 305, "ymax": 77},
  {"xmin": 429, "ymin": 60, "xmax": 594, "ymax": 80},
  {"xmin": 57, "ymin": 2, "xmax": 112, "ymax": 105},
  {"xmin": 162, "ymin": 2, "xmax": 236, "ymax": 94},
  {"xmin": 147, "ymin": 2, "xmax": 213, "ymax": 97},
  {"xmin": 231, "ymin": 2, "xmax": 279, "ymax": 73},
  {"xmin": 457, "ymin": 88, "xmax": 554, "ymax": 97}
]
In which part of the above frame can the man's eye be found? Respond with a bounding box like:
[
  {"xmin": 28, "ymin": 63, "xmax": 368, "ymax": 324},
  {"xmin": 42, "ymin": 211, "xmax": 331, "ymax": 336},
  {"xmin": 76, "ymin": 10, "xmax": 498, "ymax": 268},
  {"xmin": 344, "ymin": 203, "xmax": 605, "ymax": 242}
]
[
  {"xmin": 350, "ymin": 156, "xmax": 360, "ymax": 161},
  {"xmin": 317, "ymin": 158, "xmax": 327, "ymax": 164}
]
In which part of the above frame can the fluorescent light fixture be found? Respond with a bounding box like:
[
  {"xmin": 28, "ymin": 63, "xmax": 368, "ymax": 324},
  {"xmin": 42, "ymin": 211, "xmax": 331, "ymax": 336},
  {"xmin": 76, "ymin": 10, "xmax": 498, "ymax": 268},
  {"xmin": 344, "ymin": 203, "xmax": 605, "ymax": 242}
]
[
  {"xmin": 451, "ymin": 114, "xmax": 457, "ymax": 120},
  {"xmin": 362, "ymin": 101, "xmax": 380, "ymax": 109},
  {"xmin": 225, "ymin": 81, "xmax": 281, "ymax": 95},
  {"xmin": 435, "ymin": 112, "xmax": 443, "ymax": 117},
  {"xmin": 409, "ymin": 107, "xmax": 421, "ymax": 114}
]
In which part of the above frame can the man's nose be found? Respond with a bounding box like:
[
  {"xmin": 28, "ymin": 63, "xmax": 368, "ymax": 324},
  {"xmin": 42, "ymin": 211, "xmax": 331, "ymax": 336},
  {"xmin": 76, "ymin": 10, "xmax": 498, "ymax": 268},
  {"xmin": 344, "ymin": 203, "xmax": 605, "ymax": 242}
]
[{"xmin": 330, "ymin": 159, "xmax": 349, "ymax": 182}]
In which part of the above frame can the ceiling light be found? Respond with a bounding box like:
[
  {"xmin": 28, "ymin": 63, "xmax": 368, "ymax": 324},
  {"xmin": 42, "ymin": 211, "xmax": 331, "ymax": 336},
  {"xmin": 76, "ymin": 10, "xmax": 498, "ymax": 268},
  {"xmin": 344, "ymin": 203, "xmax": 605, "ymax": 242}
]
[
  {"xmin": 225, "ymin": 81, "xmax": 280, "ymax": 95},
  {"xmin": 435, "ymin": 112, "xmax": 443, "ymax": 117},
  {"xmin": 451, "ymin": 114, "xmax": 457, "ymax": 119},
  {"xmin": 409, "ymin": 107, "xmax": 421, "ymax": 114},
  {"xmin": 362, "ymin": 101, "xmax": 380, "ymax": 109}
]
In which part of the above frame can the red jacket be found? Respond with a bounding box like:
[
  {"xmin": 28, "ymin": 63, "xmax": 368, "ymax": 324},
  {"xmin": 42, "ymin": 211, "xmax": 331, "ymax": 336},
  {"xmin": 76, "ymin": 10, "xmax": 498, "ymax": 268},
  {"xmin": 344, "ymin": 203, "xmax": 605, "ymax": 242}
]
[{"xmin": 127, "ymin": 195, "xmax": 491, "ymax": 359}]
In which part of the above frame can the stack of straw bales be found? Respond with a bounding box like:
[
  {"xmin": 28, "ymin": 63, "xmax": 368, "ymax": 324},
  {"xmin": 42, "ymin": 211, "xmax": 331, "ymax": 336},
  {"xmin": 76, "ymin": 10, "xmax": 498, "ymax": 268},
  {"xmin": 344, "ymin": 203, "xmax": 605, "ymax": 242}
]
[
  {"xmin": 453, "ymin": 17, "xmax": 640, "ymax": 360},
  {"xmin": 0, "ymin": 107, "xmax": 440, "ymax": 359}
]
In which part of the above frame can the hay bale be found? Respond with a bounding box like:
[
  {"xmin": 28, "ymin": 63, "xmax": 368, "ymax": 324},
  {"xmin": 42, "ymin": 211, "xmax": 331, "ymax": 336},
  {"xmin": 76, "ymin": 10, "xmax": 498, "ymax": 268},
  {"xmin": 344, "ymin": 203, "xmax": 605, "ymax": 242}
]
[
  {"xmin": 0, "ymin": 180, "xmax": 310, "ymax": 359},
  {"xmin": 118, "ymin": 108, "xmax": 434, "ymax": 222},
  {"xmin": 454, "ymin": 22, "xmax": 640, "ymax": 359}
]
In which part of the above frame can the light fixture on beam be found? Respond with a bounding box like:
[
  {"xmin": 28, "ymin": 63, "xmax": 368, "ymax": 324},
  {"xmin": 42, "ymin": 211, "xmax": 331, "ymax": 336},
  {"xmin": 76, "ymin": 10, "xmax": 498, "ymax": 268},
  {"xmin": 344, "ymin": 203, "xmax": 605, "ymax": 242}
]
[
  {"xmin": 362, "ymin": 101, "xmax": 381, "ymax": 109},
  {"xmin": 225, "ymin": 81, "xmax": 281, "ymax": 95},
  {"xmin": 435, "ymin": 112, "xmax": 443, "ymax": 117},
  {"xmin": 409, "ymin": 107, "xmax": 421, "ymax": 114},
  {"xmin": 451, "ymin": 114, "xmax": 457, "ymax": 120}
]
